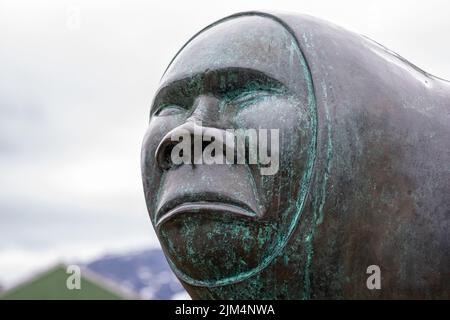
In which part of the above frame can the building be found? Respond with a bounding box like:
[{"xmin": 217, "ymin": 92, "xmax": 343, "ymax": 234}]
[{"xmin": 0, "ymin": 263, "xmax": 140, "ymax": 300}]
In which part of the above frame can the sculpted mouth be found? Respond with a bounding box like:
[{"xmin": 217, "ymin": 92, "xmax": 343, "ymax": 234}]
[{"xmin": 155, "ymin": 194, "xmax": 258, "ymax": 228}]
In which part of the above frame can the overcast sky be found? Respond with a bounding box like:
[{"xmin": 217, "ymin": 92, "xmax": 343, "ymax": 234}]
[{"xmin": 0, "ymin": 0, "xmax": 449, "ymax": 287}]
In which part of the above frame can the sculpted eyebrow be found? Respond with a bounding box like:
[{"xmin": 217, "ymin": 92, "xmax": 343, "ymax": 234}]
[
  {"xmin": 205, "ymin": 68, "xmax": 285, "ymax": 96},
  {"xmin": 151, "ymin": 68, "xmax": 285, "ymax": 114},
  {"xmin": 151, "ymin": 78, "xmax": 200, "ymax": 115}
]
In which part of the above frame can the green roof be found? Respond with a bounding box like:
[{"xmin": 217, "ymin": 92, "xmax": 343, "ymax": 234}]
[{"xmin": 0, "ymin": 264, "xmax": 137, "ymax": 300}]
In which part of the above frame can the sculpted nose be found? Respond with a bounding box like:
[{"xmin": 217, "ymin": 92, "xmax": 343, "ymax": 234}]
[
  {"xmin": 155, "ymin": 123, "xmax": 236, "ymax": 171},
  {"xmin": 155, "ymin": 94, "xmax": 236, "ymax": 170},
  {"xmin": 187, "ymin": 94, "xmax": 221, "ymax": 124}
]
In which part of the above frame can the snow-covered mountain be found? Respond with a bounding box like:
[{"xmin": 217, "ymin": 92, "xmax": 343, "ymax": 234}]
[{"xmin": 85, "ymin": 248, "xmax": 189, "ymax": 300}]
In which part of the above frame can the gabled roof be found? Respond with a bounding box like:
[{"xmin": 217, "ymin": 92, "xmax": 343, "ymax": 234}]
[{"xmin": 0, "ymin": 263, "xmax": 141, "ymax": 300}]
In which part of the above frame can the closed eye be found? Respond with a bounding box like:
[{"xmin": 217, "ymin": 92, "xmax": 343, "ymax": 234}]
[
  {"xmin": 154, "ymin": 104, "xmax": 186, "ymax": 116},
  {"xmin": 229, "ymin": 90, "xmax": 281, "ymax": 109}
]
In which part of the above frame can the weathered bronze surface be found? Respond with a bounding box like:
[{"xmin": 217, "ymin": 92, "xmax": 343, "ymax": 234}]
[{"xmin": 141, "ymin": 11, "xmax": 450, "ymax": 299}]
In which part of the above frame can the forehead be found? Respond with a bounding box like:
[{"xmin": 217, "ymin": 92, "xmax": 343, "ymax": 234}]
[{"xmin": 161, "ymin": 15, "xmax": 305, "ymax": 93}]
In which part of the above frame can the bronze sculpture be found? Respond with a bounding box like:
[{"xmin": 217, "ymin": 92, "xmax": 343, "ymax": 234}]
[{"xmin": 141, "ymin": 11, "xmax": 450, "ymax": 299}]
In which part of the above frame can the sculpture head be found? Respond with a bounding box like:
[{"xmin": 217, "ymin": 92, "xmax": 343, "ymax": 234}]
[
  {"xmin": 141, "ymin": 13, "xmax": 316, "ymax": 288},
  {"xmin": 142, "ymin": 11, "xmax": 450, "ymax": 299}
]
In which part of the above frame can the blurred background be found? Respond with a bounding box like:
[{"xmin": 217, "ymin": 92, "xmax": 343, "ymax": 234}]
[{"xmin": 0, "ymin": 0, "xmax": 449, "ymax": 299}]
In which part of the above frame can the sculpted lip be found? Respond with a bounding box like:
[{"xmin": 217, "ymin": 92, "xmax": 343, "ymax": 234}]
[{"xmin": 155, "ymin": 195, "xmax": 258, "ymax": 228}]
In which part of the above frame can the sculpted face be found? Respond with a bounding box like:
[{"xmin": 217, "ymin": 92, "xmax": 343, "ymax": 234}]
[
  {"xmin": 141, "ymin": 15, "xmax": 316, "ymax": 286},
  {"xmin": 140, "ymin": 11, "xmax": 450, "ymax": 300}
]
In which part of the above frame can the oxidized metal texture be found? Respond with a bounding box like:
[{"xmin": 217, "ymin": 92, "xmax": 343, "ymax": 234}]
[{"xmin": 141, "ymin": 11, "xmax": 450, "ymax": 299}]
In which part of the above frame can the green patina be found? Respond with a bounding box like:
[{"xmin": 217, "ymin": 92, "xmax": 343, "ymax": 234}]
[{"xmin": 160, "ymin": 15, "xmax": 318, "ymax": 290}]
